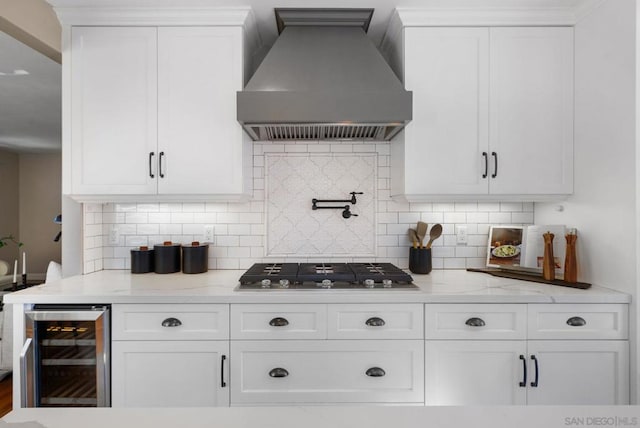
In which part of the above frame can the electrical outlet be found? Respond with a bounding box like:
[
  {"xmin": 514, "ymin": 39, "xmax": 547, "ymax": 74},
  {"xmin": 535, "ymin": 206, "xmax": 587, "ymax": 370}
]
[
  {"xmin": 108, "ymin": 225, "xmax": 119, "ymax": 245},
  {"xmin": 204, "ymin": 225, "xmax": 215, "ymax": 244},
  {"xmin": 456, "ymin": 226, "xmax": 468, "ymax": 245}
]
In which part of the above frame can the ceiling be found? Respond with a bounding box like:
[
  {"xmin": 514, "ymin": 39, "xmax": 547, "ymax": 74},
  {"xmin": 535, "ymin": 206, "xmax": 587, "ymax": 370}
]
[
  {"xmin": 1, "ymin": 0, "xmax": 604, "ymax": 153},
  {"xmin": 0, "ymin": 31, "xmax": 61, "ymax": 153}
]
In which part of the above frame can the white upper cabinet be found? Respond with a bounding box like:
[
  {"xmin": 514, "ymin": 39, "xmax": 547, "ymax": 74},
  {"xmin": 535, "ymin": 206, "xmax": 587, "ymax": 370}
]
[
  {"xmin": 403, "ymin": 27, "xmax": 490, "ymax": 196},
  {"xmin": 387, "ymin": 17, "xmax": 574, "ymax": 201},
  {"xmin": 489, "ymin": 27, "xmax": 574, "ymax": 196},
  {"xmin": 62, "ymin": 10, "xmax": 257, "ymax": 201},
  {"xmin": 157, "ymin": 27, "xmax": 246, "ymax": 196},
  {"xmin": 70, "ymin": 27, "xmax": 158, "ymax": 196}
]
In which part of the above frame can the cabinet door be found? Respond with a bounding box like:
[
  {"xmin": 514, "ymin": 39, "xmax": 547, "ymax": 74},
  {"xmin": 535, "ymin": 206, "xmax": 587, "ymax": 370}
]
[
  {"xmin": 112, "ymin": 341, "xmax": 229, "ymax": 407},
  {"xmin": 489, "ymin": 27, "xmax": 573, "ymax": 195},
  {"xmin": 425, "ymin": 341, "xmax": 527, "ymax": 405},
  {"xmin": 526, "ymin": 340, "xmax": 629, "ymax": 405},
  {"xmin": 402, "ymin": 27, "xmax": 489, "ymax": 196},
  {"xmin": 157, "ymin": 27, "xmax": 248, "ymax": 195},
  {"xmin": 70, "ymin": 27, "xmax": 158, "ymax": 195}
]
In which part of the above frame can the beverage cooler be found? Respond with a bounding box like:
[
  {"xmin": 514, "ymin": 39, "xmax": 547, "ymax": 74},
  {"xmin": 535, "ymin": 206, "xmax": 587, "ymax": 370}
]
[{"xmin": 20, "ymin": 305, "xmax": 110, "ymax": 407}]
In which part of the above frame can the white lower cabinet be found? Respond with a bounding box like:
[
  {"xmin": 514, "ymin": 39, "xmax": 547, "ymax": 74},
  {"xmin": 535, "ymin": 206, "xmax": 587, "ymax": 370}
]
[
  {"xmin": 111, "ymin": 304, "xmax": 230, "ymax": 407},
  {"xmin": 230, "ymin": 340, "xmax": 424, "ymax": 405},
  {"xmin": 525, "ymin": 340, "xmax": 629, "ymax": 405},
  {"xmin": 426, "ymin": 341, "xmax": 527, "ymax": 405},
  {"xmin": 424, "ymin": 304, "xmax": 629, "ymax": 406},
  {"xmin": 112, "ymin": 340, "xmax": 229, "ymax": 407}
]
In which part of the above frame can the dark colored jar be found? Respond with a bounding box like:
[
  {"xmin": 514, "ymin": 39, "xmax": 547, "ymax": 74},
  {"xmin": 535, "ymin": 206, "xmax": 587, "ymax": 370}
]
[
  {"xmin": 182, "ymin": 242, "xmax": 208, "ymax": 274},
  {"xmin": 154, "ymin": 242, "xmax": 181, "ymax": 274},
  {"xmin": 131, "ymin": 246, "xmax": 154, "ymax": 273},
  {"xmin": 409, "ymin": 247, "xmax": 432, "ymax": 274}
]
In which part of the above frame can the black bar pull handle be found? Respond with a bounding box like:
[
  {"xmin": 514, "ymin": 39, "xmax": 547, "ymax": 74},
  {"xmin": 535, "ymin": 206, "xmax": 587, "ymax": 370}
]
[
  {"xmin": 269, "ymin": 317, "xmax": 289, "ymax": 327},
  {"xmin": 149, "ymin": 152, "xmax": 155, "ymax": 178},
  {"xmin": 221, "ymin": 355, "xmax": 227, "ymax": 388},
  {"xmin": 159, "ymin": 151, "xmax": 165, "ymax": 178},
  {"xmin": 482, "ymin": 152, "xmax": 488, "ymax": 178},
  {"xmin": 519, "ymin": 355, "xmax": 527, "ymax": 387},
  {"xmin": 269, "ymin": 368, "xmax": 289, "ymax": 378},
  {"xmin": 491, "ymin": 152, "xmax": 498, "ymax": 178},
  {"xmin": 566, "ymin": 316, "xmax": 586, "ymax": 327},
  {"xmin": 365, "ymin": 367, "xmax": 386, "ymax": 377},
  {"xmin": 530, "ymin": 355, "xmax": 539, "ymax": 387}
]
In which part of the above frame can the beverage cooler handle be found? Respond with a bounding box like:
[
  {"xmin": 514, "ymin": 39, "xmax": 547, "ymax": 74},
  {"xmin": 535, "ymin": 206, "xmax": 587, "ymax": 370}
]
[{"xmin": 20, "ymin": 338, "xmax": 34, "ymax": 408}]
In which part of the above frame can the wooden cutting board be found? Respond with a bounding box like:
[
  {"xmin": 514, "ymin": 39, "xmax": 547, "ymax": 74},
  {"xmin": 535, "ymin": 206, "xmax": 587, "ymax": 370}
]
[{"xmin": 466, "ymin": 268, "xmax": 591, "ymax": 289}]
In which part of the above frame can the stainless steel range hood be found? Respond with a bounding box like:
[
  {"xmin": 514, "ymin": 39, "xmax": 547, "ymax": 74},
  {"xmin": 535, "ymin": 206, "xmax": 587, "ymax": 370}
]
[{"xmin": 237, "ymin": 9, "xmax": 412, "ymax": 141}]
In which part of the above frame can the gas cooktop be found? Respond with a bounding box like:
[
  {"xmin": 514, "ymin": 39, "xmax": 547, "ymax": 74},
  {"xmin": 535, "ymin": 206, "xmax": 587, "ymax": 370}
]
[{"xmin": 236, "ymin": 263, "xmax": 418, "ymax": 290}]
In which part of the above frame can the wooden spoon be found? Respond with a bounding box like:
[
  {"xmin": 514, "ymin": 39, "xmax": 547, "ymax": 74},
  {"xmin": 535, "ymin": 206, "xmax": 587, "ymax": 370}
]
[
  {"xmin": 407, "ymin": 228, "xmax": 419, "ymax": 249},
  {"xmin": 416, "ymin": 221, "xmax": 428, "ymax": 248},
  {"xmin": 425, "ymin": 224, "xmax": 443, "ymax": 249}
]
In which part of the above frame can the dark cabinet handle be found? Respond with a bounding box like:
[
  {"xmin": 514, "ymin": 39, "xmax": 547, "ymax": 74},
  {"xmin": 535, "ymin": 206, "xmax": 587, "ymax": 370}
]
[
  {"xmin": 482, "ymin": 152, "xmax": 488, "ymax": 178},
  {"xmin": 221, "ymin": 355, "xmax": 226, "ymax": 388},
  {"xmin": 530, "ymin": 355, "xmax": 539, "ymax": 387},
  {"xmin": 566, "ymin": 316, "xmax": 586, "ymax": 327},
  {"xmin": 365, "ymin": 367, "xmax": 386, "ymax": 377},
  {"xmin": 159, "ymin": 151, "xmax": 165, "ymax": 178},
  {"xmin": 269, "ymin": 368, "xmax": 289, "ymax": 378},
  {"xmin": 519, "ymin": 355, "xmax": 527, "ymax": 387},
  {"xmin": 149, "ymin": 152, "xmax": 155, "ymax": 178},
  {"xmin": 365, "ymin": 317, "xmax": 385, "ymax": 327},
  {"xmin": 161, "ymin": 317, "xmax": 182, "ymax": 327},
  {"xmin": 269, "ymin": 317, "xmax": 289, "ymax": 327},
  {"xmin": 491, "ymin": 152, "xmax": 498, "ymax": 178},
  {"xmin": 465, "ymin": 317, "xmax": 486, "ymax": 327}
]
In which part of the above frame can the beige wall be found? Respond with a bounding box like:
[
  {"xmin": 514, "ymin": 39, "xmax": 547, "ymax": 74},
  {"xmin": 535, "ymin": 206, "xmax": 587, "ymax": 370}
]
[
  {"xmin": 0, "ymin": 150, "xmax": 19, "ymax": 268},
  {"xmin": 18, "ymin": 153, "xmax": 62, "ymax": 274},
  {"xmin": 0, "ymin": 0, "xmax": 61, "ymax": 63}
]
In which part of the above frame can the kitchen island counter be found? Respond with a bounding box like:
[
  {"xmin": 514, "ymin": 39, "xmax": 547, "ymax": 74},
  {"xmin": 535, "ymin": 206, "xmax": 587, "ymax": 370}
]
[
  {"xmin": 2, "ymin": 269, "xmax": 629, "ymax": 304},
  {"xmin": 3, "ymin": 406, "xmax": 640, "ymax": 428}
]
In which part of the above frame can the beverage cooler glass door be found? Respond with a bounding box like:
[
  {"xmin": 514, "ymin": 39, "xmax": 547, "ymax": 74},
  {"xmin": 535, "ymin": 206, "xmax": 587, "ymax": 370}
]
[{"xmin": 20, "ymin": 305, "xmax": 110, "ymax": 407}]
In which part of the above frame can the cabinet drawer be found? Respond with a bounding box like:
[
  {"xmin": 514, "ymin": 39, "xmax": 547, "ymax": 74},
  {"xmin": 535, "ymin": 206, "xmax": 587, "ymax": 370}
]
[
  {"xmin": 328, "ymin": 304, "xmax": 423, "ymax": 339},
  {"xmin": 527, "ymin": 304, "xmax": 628, "ymax": 340},
  {"xmin": 230, "ymin": 340, "xmax": 424, "ymax": 404},
  {"xmin": 112, "ymin": 304, "xmax": 229, "ymax": 340},
  {"xmin": 231, "ymin": 304, "xmax": 326, "ymax": 340},
  {"xmin": 425, "ymin": 304, "xmax": 526, "ymax": 340}
]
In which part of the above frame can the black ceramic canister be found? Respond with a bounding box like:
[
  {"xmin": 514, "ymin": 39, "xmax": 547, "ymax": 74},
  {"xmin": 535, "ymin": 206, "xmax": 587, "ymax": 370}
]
[
  {"xmin": 154, "ymin": 242, "xmax": 181, "ymax": 274},
  {"xmin": 409, "ymin": 247, "xmax": 432, "ymax": 275},
  {"xmin": 182, "ymin": 242, "xmax": 208, "ymax": 274},
  {"xmin": 130, "ymin": 246, "xmax": 154, "ymax": 273}
]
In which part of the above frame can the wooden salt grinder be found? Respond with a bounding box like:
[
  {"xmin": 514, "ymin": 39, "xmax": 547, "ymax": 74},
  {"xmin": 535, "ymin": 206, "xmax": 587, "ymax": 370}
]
[
  {"xmin": 542, "ymin": 232, "xmax": 555, "ymax": 281},
  {"xmin": 564, "ymin": 229, "xmax": 578, "ymax": 283}
]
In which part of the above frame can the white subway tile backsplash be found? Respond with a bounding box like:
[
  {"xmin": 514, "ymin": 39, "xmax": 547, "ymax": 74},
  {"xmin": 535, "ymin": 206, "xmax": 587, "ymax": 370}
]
[{"xmin": 88, "ymin": 141, "xmax": 534, "ymax": 272}]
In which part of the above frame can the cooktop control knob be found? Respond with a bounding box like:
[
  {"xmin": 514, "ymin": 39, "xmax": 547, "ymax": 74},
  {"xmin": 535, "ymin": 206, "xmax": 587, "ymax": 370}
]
[
  {"xmin": 279, "ymin": 279, "xmax": 290, "ymax": 289},
  {"xmin": 383, "ymin": 279, "xmax": 393, "ymax": 288},
  {"xmin": 321, "ymin": 279, "xmax": 332, "ymax": 289},
  {"xmin": 364, "ymin": 279, "xmax": 375, "ymax": 288},
  {"xmin": 261, "ymin": 279, "xmax": 271, "ymax": 288}
]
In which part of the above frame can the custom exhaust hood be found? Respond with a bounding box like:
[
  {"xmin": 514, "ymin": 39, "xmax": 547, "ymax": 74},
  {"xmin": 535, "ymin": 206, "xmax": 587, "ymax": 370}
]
[{"xmin": 237, "ymin": 8, "xmax": 412, "ymax": 141}]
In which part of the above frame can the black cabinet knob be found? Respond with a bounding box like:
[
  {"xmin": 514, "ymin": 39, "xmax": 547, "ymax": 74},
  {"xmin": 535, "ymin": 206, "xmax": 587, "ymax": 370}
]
[
  {"xmin": 269, "ymin": 317, "xmax": 289, "ymax": 327},
  {"xmin": 365, "ymin": 367, "xmax": 386, "ymax": 377},
  {"xmin": 161, "ymin": 317, "xmax": 182, "ymax": 327},
  {"xmin": 465, "ymin": 317, "xmax": 486, "ymax": 327},
  {"xmin": 365, "ymin": 317, "xmax": 385, "ymax": 327}
]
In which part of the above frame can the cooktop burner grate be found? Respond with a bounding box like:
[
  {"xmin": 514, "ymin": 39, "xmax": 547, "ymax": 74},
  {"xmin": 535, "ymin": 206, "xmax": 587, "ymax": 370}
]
[{"xmin": 236, "ymin": 262, "xmax": 417, "ymax": 290}]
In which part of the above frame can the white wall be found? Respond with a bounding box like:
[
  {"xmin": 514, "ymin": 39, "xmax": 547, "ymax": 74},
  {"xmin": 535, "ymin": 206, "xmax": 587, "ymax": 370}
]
[
  {"xmin": 535, "ymin": 0, "xmax": 636, "ymax": 401},
  {"xmin": 0, "ymin": 149, "xmax": 19, "ymax": 266}
]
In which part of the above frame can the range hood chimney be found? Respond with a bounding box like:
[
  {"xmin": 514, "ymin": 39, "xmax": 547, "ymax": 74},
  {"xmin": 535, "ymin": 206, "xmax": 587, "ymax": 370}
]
[{"xmin": 237, "ymin": 8, "xmax": 412, "ymax": 141}]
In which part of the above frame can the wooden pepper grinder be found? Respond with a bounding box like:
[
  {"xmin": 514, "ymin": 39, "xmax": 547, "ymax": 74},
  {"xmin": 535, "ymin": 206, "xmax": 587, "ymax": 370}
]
[
  {"xmin": 542, "ymin": 231, "xmax": 555, "ymax": 281},
  {"xmin": 564, "ymin": 228, "xmax": 578, "ymax": 283}
]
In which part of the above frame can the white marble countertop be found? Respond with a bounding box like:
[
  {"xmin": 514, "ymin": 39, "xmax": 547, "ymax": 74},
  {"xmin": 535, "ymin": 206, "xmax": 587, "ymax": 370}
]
[
  {"xmin": 3, "ymin": 406, "xmax": 640, "ymax": 428},
  {"xmin": 2, "ymin": 269, "xmax": 629, "ymax": 304}
]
